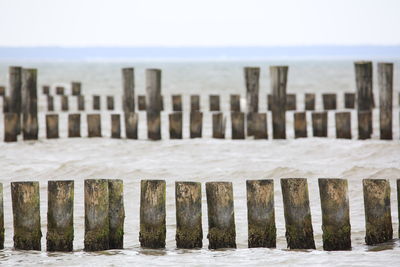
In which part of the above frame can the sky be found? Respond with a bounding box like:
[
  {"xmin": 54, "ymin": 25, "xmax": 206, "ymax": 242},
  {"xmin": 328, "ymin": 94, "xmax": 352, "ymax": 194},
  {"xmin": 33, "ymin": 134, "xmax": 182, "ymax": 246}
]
[{"xmin": 0, "ymin": 0, "xmax": 399, "ymax": 47}]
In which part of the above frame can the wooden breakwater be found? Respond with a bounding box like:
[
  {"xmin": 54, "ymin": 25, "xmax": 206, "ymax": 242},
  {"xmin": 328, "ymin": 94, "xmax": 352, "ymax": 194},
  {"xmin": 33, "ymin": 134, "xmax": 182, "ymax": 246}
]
[
  {"xmin": 0, "ymin": 178, "xmax": 398, "ymax": 251},
  {"xmin": 1, "ymin": 62, "xmax": 398, "ymax": 142}
]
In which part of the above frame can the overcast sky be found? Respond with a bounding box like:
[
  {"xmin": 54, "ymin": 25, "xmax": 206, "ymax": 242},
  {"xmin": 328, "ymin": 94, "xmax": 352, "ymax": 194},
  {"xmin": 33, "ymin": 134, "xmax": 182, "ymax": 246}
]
[{"xmin": 0, "ymin": 0, "xmax": 399, "ymax": 47}]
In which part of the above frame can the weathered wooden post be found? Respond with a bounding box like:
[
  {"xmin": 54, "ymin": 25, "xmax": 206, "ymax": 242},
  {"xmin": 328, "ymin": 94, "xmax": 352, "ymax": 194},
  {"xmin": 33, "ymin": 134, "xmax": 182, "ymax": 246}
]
[
  {"xmin": 2, "ymin": 96, "xmax": 9, "ymax": 113},
  {"xmin": 175, "ymin": 181, "xmax": 202, "ymax": 248},
  {"xmin": 4, "ymin": 113, "xmax": 19, "ymax": 142},
  {"xmin": 47, "ymin": 95, "xmax": 54, "ymax": 111},
  {"xmin": 312, "ymin": 112, "xmax": 328, "ymax": 137},
  {"xmin": 172, "ymin": 95, "xmax": 182, "ymax": 111},
  {"xmin": 11, "ymin": 181, "xmax": 41, "ymax": 250},
  {"xmin": 246, "ymin": 180, "xmax": 276, "ymax": 248},
  {"xmin": 108, "ymin": 179, "xmax": 125, "ymax": 249},
  {"xmin": 77, "ymin": 95, "xmax": 85, "ymax": 111},
  {"xmin": 47, "ymin": 180, "xmax": 74, "ymax": 252},
  {"xmin": 138, "ymin": 95, "xmax": 146, "ymax": 111},
  {"xmin": 190, "ymin": 95, "xmax": 200, "ymax": 111},
  {"xmin": 344, "ymin": 93, "xmax": 355, "ymax": 109},
  {"xmin": 209, "ymin": 95, "xmax": 220, "ymax": 111},
  {"xmin": 124, "ymin": 112, "xmax": 138, "ymax": 139},
  {"xmin": 146, "ymin": 69, "xmax": 162, "ymax": 140},
  {"xmin": 294, "ymin": 112, "xmax": 307, "ymax": 138},
  {"xmin": 122, "ymin": 68, "xmax": 135, "ymax": 113},
  {"xmin": 61, "ymin": 95, "xmax": 69, "ymax": 111},
  {"xmin": 231, "ymin": 112, "xmax": 245, "ymax": 139},
  {"xmin": 169, "ymin": 112, "xmax": 183, "ymax": 139},
  {"xmin": 111, "ymin": 114, "xmax": 121, "ymax": 139},
  {"xmin": 230, "ymin": 94, "xmax": 241, "ymax": 112},
  {"xmin": 305, "ymin": 93, "xmax": 315, "ymax": 110},
  {"xmin": 0, "ymin": 183, "xmax": 3, "ymax": 249},
  {"xmin": 322, "ymin": 93, "xmax": 337, "ymax": 110},
  {"xmin": 21, "ymin": 68, "xmax": 38, "ymax": 140},
  {"xmin": 286, "ymin": 94, "xmax": 296, "ymax": 110},
  {"xmin": 270, "ymin": 66, "xmax": 288, "ymax": 139},
  {"xmin": 46, "ymin": 114, "xmax": 59, "ymax": 139},
  {"xmin": 363, "ymin": 179, "xmax": 392, "ymax": 245},
  {"xmin": 318, "ymin": 179, "xmax": 351, "ymax": 251},
  {"xmin": 139, "ymin": 180, "xmax": 166, "ymax": 248},
  {"xmin": 378, "ymin": 62, "xmax": 393, "ymax": 140},
  {"xmin": 190, "ymin": 111, "xmax": 203, "ymax": 138},
  {"xmin": 68, "ymin": 114, "xmax": 81, "ymax": 137},
  {"xmin": 281, "ymin": 178, "xmax": 315, "ymax": 249},
  {"xmin": 8, "ymin": 66, "xmax": 22, "ymax": 127},
  {"xmin": 355, "ymin": 61, "xmax": 373, "ymax": 139},
  {"xmin": 212, "ymin": 112, "xmax": 225, "ymax": 139},
  {"xmin": 87, "ymin": 114, "xmax": 101, "ymax": 137},
  {"xmin": 335, "ymin": 112, "xmax": 351, "ymax": 139},
  {"xmin": 147, "ymin": 111, "xmax": 161, "ymax": 140},
  {"xmin": 93, "ymin": 95, "xmax": 100, "ymax": 110},
  {"xmin": 0, "ymin": 86, "xmax": 4, "ymax": 96},
  {"xmin": 71, "ymin": 82, "xmax": 81, "ymax": 96},
  {"xmin": 267, "ymin": 94, "xmax": 272, "ymax": 111},
  {"xmin": 358, "ymin": 111, "xmax": 372, "ymax": 140},
  {"xmin": 206, "ymin": 182, "xmax": 236, "ymax": 249},
  {"xmin": 107, "ymin": 96, "xmax": 114, "ymax": 111},
  {"xmin": 253, "ymin": 113, "xmax": 268, "ymax": 139},
  {"xmin": 84, "ymin": 179, "xmax": 109, "ymax": 251},
  {"xmin": 245, "ymin": 67, "xmax": 259, "ymax": 113},
  {"xmin": 56, "ymin": 86, "xmax": 64, "ymax": 95},
  {"xmin": 42, "ymin": 85, "xmax": 50, "ymax": 95}
]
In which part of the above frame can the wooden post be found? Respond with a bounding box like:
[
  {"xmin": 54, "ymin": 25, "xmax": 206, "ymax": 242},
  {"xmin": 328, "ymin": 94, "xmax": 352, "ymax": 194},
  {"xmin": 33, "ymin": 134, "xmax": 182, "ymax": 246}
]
[
  {"xmin": 87, "ymin": 114, "xmax": 101, "ymax": 137},
  {"xmin": 231, "ymin": 112, "xmax": 245, "ymax": 139},
  {"xmin": 139, "ymin": 180, "xmax": 166, "ymax": 248},
  {"xmin": 71, "ymin": 82, "xmax": 81, "ymax": 96},
  {"xmin": 122, "ymin": 68, "xmax": 135, "ymax": 113},
  {"xmin": 46, "ymin": 114, "xmax": 59, "ymax": 139},
  {"xmin": 312, "ymin": 112, "xmax": 328, "ymax": 137},
  {"xmin": 378, "ymin": 62, "xmax": 393, "ymax": 140},
  {"xmin": 169, "ymin": 112, "xmax": 183, "ymax": 139},
  {"xmin": 4, "ymin": 113, "xmax": 19, "ymax": 142},
  {"xmin": 209, "ymin": 95, "xmax": 220, "ymax": 111},
  {"xmin": 270, "ymin": 66, "xmax": 288, "ymax": 139},
  {"xmin": 358, "ymin": 111, "xmax": 372, "ymax": 140},
  {"xmin": 107, "ymin": 96, "xmax": 114, "ymax": 111},
  {"xmin": 68, "ymin": 114, "xmax": 81, "ymax": 137},
  {"xmin": 212, "ymin": 112, "xmax": 225, "ymax": 139},
  {"xmin": 318, "ymin": 179, "xmax": 351, "ymax": 251},
  {"xmin": 11, "ymin": 181, "xmax": 41, "ymax": 250},
  {"xmin": 246, "ymin": 113, "xmax": 256, "ymax": 136},
  {"xmin": 8, "ymin": 66, "xmax": 22, "ymax": 119},
  {"xmin": 335, "ymin": 112, "xmax": 351, "ymax": 139},
  {"xmin": 191, "ymin": 95, "xmax": 200, "ymax": 111},
  {"xmin": 363, "ymin": 179, "xmax": 392, "ymax": 245},
  {"xmin": 111, "ymin": 114, "xmax": 121, "ymax": 139},
  {"xmin": 93, "ymin": 95, "xmax": 100, "ymax": 110},
  {"xmin": 47, "ymin": 95, "xmax": 54, "ymax": 111},
  {"xmin": 56, "ymin": 86, "xmax": 64, "ymax": 95},
  {"xmin": 47, "ymin": 180, "xmax": 74, "ymax": 252},
  {"xmin": 175, "ymin": 181, "xmax": 202, "ymax": 248},
  {"xmin": 245, "ymin": 67, "xmax": 260, "ymax": 113},
  {"xmin": 84, "ymin": 179, "xmax": 109, "ymax": 251},
  {"xmin": 0, "ymin": 183, "xmax": 3, "ymax": 249},
  {"xmin": 61, "ymin": 95, "xmax": 69, "ymax": 111},
  {"xmin": 3, "ymin": 96, "xmax": 9, "ymax": 113},
  {"xmin": 355, "ymin": 61, "xmax": 373, "ymax": 138},
  {"xmin": 294, "ymin": 112, "xmax": 307, "ymax": 138},
  {"xmin": 77, "ymin": 95, "xmax": 85, "ymax": 111},
  {"xmin": 138, "ymin": 95, "xmax": 146, "ymax": 111},
  {"xmin": 246, "ymin": 180, "xmax": 276, "ymax": 248},
  {"xmin": 172, "ymin": 95, "xmax": 182, "ymax": 111},
  {"xmin": 147, "ymin": 111, "xmax": 161, "ymax": 140},
  {"xmin": 344, "ymin": 93, "xmax": 355, "ymax": 109},
  {"xmin": 230, "ymin": 94, "xmax": 241, "ymax": 112},
  {"xmin": 108, "ymin": 179, "xmax": 125, "ymax": 249},
  {"xmin": 305, "ymin": 93, "xmax": 315, "ymax": 110},
  {"xmin": 267, "ymin": 94, "xmax": 272, "ymax": 111},
  {"xmin": 190, "ymin": 111, "xmax": 202, "ymax": 138},
  {"xmin": 281, "ymin": 178, "xmax": 315, "ymax": 249},
  {"xmin": 253, "ymin": 113, "xmax": 268, "ymax": 139},
  {"xmin": 42, "ymin": 85, "xmax": 50, "ymax": 95},
  {"xmin": 124, "ymin": 112, "xmax": 138, "ymax": 139},
  {"xmin": 206, "ymin": 182, "xmax": 236, "ymax": 249},
  {"xmin": 146, "ymin": 69, "xmax": 162, "ymax": 112},
  {"xmin": 322, "ymin": 93, "xmax": 337, "ymax": 110},
  {"xmin": 21, "ymin": 69, "xmax": 38, "ymax": 140},
  {"xmin": 286, "ymin": 94, "xmax": 296, "ymax": 110}
]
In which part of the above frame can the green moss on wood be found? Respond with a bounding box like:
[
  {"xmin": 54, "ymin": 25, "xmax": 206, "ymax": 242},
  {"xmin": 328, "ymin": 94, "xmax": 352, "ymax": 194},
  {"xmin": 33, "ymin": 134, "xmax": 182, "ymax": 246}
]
[
  {"xmin": 207, "ymin": 228, "xmax": 236, "ymax": 249},
  {"xmin": 248, "ymin": 223, "xmax": 276, "ymax": 248},
  {"xmin": 14, "ymin": 228, "xmax": 42, "ymax": 250},
  {"xmin": 139, "ymin": 225, "xmax": 166, "ymax": 249},
  {"xmin": 84, "ymin": 228, "xmax": 110, "ymax": 251},
  {"xmin": 322, "ymin": 224, "xmax": 351, "ymax": 251},
  {"xmin": 285, "ymin": 216, "xmax": 315, "ymax": 249},
  {"xmin": 176, "ymin": 226, "xmax": 203, "ymax": 249}
]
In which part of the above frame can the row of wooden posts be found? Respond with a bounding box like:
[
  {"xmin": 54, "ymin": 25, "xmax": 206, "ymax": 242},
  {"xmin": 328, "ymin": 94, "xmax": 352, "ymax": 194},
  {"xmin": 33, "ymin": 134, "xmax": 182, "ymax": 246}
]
[{"xmin": 0, "ymin": 178, "xmax": 396, "ymax": 252}]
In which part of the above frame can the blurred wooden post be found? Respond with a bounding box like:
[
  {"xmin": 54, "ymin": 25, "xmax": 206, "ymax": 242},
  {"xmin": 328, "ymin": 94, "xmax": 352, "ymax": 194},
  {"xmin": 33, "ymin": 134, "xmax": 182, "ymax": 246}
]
[
  {"xmin": 42, "ymin": 85, "xmax": 50, "ymax": 95},
  {"xmin": 270, "ymin": 66, "xmax": 288, "ymax": 139},
  {"xmin": 61, "ymin": 95, "xmax": 69, "ymax": 111},
  {"xmin": 253, "ymin": 113, "xmax": 268, "ymax": 139},
  {"xmin": 281, "ymin": 178, "xmax": 315, "ymax": 249},
  {"xmin": 318, "ymin": 179, "xmax": 351, "ymax": 251},
  {"xmin": 0, "ymin": 183, "xmax": 3, "ymax": 249},
  {"xmin": 147, "ymin": 111, "xmax": 161, "ymax": 140},
  {"xmin": 21, "ymin": 69, "xmax": 38, "ymax": 140},
  {"xmin": 9, "ymin": 67, "xmax": 22, "ymax": 128},
  {"xmin": 190, "ymin": 95, "xmax": 200, "ymax": 111},
  {"xmin": 172, "ymin": 95, "xmax": 182, "ymax": 111},
  {"xmin": 212, "ymin": 112, "xmax": 225, "ymax": 139},
  {"xmin": 378, "ymin": 62, "xmax": 393, "ymax": 140},
  {"xmin": 47, "ymin": 180, "xmax": 74, "ymax": 252},
  {"xmin": 122, "ymin": 68, "xmax": 135, "ymax": 113},
  {"xmin": 230, "ymin": 94, "xmax": 241, "ymax": 112},
  {"xmin": 107, "ymin": 96, "xmax": 114, "ymax": 110},
  {"xmin": 358, "ymin": 111, "xmax": 372, "ymax": 140},
  {"xmin": 146, "ymin": 69, "xmax": 162, "ymax": 140},
  {"xmin": 108, "ymin": 179, "xmax": 125, "ymax": 249},
  {"xmin": 46, "ymin": 114, "xmax": 59, "ymax": 139},
  {"xmin": 138, "ymin": 95, "xmax": 146, "ymax": 111},
  {"xmin": 87, "ymin": 114, "xmax": 102, "ymax": 137},
  {"xmin": 84, "ymin": 179, "xmax": 109, "ymax": 251},
  {"xmin": 305, "ymin": 93, "xmax": 315, "ymax": 110},
  {"xmin": 93, "ymin": 95, "xmax": 100, "ymax": 110},
  {"xmin": 246, "ymin": 180, "xmax": 276, "ymax": 248},
  {"xmin": 4, "ymin": 113, "xmax": 19, "ymax": 142},
  {"xmin": 111, "ymin": 114, "xmax": 121, "ymax": 139},
  {"xmin": 355, "ymin": 61, "xmax": 373, "ymax": 139},
  {"xmin": 47, "ymin": 95, "xmax": 54, "ymax": 111},
  {"xmin": 335, "ymin": 112, "xmax": 351, "ymax": 139},
  {"xmin": 294, "ymin": 112, "xmax": 307, "ymax": 138},
  {"xmin": 206, "ymin": 182, "xmax": 236, "ymax": 249},
  {"xmin": 169, "ymin": 112, "xmax": 183, "ymax": 139},
  {"xmin": 68, "ymin": 114, "xmax": 81, "ymax": 137},
  {"xmin": 344, "ymin": 93, "xmax": 355, "ymax": 109},
  {"xmin": 363, "ymin": 179, "xmax": 392, "ymax": 245},
  {"xmin": 267, "ymin": 94, "xmax": 272, "ymax": 111},
  {"xmin": 312, "ymin": 112, "xmax": 328, "ymax": 137},
  {"xmin": 77, "ymin": 95, "xmax": 85, "ymax": 111},
  {"xmin": 56, "ymin": 86, "xmax": 64, "ymax": 95},
  {"xmin": 209, "ymin": 95, "xmax": 220, "ymax": 111},
  {"xmin": 245, "ymin": 67, "xmax": 260, "ymax": 113},
  {"xmin": 190, "ymin": 111, "xmax": 202, "ymax": 138},
  {"xmin": 71, "ymin": 82, "xmax": 81, "ymax": 96},
  {"xmin": 322, "ymin": 93, "xmax": 337, "ymax": 110},
  {"xmin": 175, "ymin": 181, "xmax": 202, "ymax": 249},
  {"xmin": 139, "ymin": 180, "xmax": 166, "ymax": 248},
  {"xmin": 124, "ymin": 112, "xmax": 138, "ymax": 139},
  {"xmin": 11, "ymin": 181, "xmax": 41, "ymax": 250},
  {"xmin": 231, "ymin": 112, "xmax": 245, "ymax": 139},
  {"xmin": 286, "ymin": 94, "xmax": 296, "ymax": 110}
]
